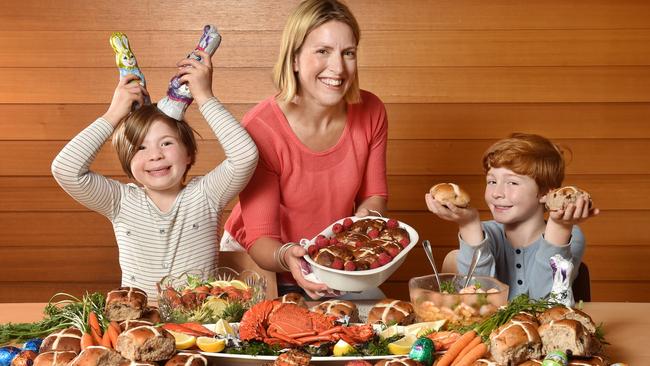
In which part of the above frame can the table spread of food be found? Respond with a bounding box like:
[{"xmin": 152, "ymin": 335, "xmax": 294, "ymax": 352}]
[{"xmin": 0, "ymin": 214, "xmax": 631, "ymax": 366}]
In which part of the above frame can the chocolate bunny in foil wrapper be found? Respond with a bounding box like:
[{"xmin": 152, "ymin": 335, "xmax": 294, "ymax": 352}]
[{"xmin": 550, "ymin": 254, "xmax": 575, "ymax": 306}]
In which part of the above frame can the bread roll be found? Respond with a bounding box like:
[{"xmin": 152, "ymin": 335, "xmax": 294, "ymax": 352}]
[
  {"xmin": 429, "ymin": 183, "xmax": 471, "ymax": 208},
  {"xmin": 105, "ymin": 287, "xmax": 148, "ymax": 322},
  {"xmin": 537, "ymin": 306, "xmax": 596, "ymax": 334},
  {"xmin": 373, "ymin": 358, "xmax": 423, "ymax": 366},
  {"xmin": 367, "ymin": 299, "xmax": 415, "ymax": 325},
  {"xmin": 33, "ymin": 351, "xmax": 78, "ymax": 366},
  {"xmin": 39, "ymin": 327, "xmax": 82, "ymax": 354},
  {"xmin": 115, "ymin": 325, "xmax": 175, "ymax": 362},
  {"xmin": 272, "ymin": 350, "xmax": 311, "ymax": 366},
  {"xmin": 538, "ymin": 319, "xmax": 594, "ymax": 357},
  {"xmin": 68, "ymin": 346, "xmax": 127, "ymax": 366},
  {"xmin": 163, "ymin": 353, "xmax": 207, "ymax": 366},
  {"xmin": 119, "ymin": 320, "xmax": 153, "ymax": 332},
  {"xmin": 311, "ymin": 300, "xmax": 360, "ymax": 322},
  {"xmin": 138, "ymin": 307, "xmax": 160, "ymax": 324},
  {"xmin": 545, "ymin": 186, "xmax": 592, "ymax": 211},
  {"xmin": 276, "ymin": 293, "xmax": 307, "ymax": 308},
  {"xmin": 489, "ymin": 320, "xmax": 542, "ymax": 366}
]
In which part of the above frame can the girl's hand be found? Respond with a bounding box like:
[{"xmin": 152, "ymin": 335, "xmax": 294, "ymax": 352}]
[
  {"xmin": 102, "ymin": 74, "xmax": 149, "ymax": 126},
  {"xmin": 425, "ymin": 193, "xmax": 479, "ymax": 225},
  {"xmin": 284, "ymin": 244, "xmax": 330, "ymax": 299},
  {"xmin": 547, "ymin": 196, "xmax": 600, "ymax": 227},
  {"xmin": 175, "ymin": 50, "xmax": 214, "ymax": 106}
]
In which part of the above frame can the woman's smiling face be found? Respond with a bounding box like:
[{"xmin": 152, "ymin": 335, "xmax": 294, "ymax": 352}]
[{"xmin": 293, "ymin": 20, "xmax": 358, "ymax": 107}]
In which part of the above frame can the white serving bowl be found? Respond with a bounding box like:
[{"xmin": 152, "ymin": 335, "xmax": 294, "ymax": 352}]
[{"xmin": 302, "ymin": 216, "xmax": 419, "ymax": 292}]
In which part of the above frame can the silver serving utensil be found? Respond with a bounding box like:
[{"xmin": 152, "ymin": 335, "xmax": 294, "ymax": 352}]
[
  {"xmin": 422, "ymin": 240, "xmax": 442, "ymax": 290},
  {"xmin": 464, "ymin": 247, "xmax": 482, "ymax": 288}
]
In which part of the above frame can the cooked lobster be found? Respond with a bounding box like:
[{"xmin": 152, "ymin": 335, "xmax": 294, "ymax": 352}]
[{"xmin": 238, "ymin": 300, "xmax": 373, "ymax": 347}]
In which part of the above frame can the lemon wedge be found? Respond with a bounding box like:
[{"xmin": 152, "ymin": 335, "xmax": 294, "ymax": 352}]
[
  {"xmin": 379, "ymin": 324, "xmax": 402, "ymax": 340},
  {"xmin": 203, "ymin": 297, "xmax": 228, "ymax": 316},
  {"xmin": 213, "ymin": 318, "xmax": 235, "ymax": 337},
  {"xmin": 168, "ymin": 330, "xmax": 196, "ymax": 350},
  {"xmin": 404, "ymin": 320, "xmax": 447, "ymax": 337},
  {"xmin": 228, "ymin": 279, "xmax": 249, "ymax": 290},
  {"xmin": 387, "ymin": 335, "xmax": 417, "ymax": 355},
  {"xmin": 196, "ymin": 337, "xmax": 226, "ymax": 353},
  {"xmin": 332, "ymin": 339, "xmax": 356, "ymax": 357},
  {"xmin": 209, "ymin": 280, "xmax": 231, "ymax": 288}
]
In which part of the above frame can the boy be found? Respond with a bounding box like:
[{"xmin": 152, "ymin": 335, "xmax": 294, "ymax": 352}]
[{"xmin": 426, "ymin": 133, "xmax": 598, "ymax": 300}]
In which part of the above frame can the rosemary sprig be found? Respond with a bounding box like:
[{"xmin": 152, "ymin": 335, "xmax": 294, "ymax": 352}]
[{"xmin": 471, "ymin": 294, "xmax": 558, "ymax": 340}]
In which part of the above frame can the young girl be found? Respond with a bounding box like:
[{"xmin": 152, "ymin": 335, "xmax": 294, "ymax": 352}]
[
  {"xmin": 426, "ymin": 133, "xmax": 598, "ymax": 300},
  {"xmin": 52, "ymin": 50, "xmax": 258, "ymax": 298}
]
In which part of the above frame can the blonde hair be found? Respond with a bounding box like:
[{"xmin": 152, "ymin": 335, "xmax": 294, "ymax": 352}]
[
  {"xmin": 482, "ymin": 133, "xmax": 567, "ymax": 195},
  {"xmin": 273, "ymin": 0, "xmax": 361, "ymax": 103},
  {"xmin": 112, "ymin": 105, "xmax": 197, "ymax": 180}
]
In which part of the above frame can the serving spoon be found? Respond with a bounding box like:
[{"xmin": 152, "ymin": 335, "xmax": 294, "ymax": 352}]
[
  {"xmin": 464, "ymin": 247, "xmax": 482, "ymax": 288},
  {"xmin": 422, "ymin": 240, "xmax": 442, "ymax": 290}
]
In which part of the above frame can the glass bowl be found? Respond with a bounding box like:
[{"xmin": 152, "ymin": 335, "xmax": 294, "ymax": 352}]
[
  {"xmin": 409, "ymin": 273, "xmax": 509, "ymax": 326},
  {"xmin": 156, "ymin": 267, "xmax": 266, "ymax": 323}
]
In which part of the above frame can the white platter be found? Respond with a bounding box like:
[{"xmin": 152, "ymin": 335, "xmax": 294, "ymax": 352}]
[
  {"xmin": 198, "ymin": 352, "xmax": 398, "ymax": 366},
  {"xmin": 302, "ymin": 216, "xmax": 419, "ymax": 291}
]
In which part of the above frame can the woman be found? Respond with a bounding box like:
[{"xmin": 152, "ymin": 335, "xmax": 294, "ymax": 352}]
[{"xmin": 222, "ymin": 0, "xmax": 388, "ymax": 298}]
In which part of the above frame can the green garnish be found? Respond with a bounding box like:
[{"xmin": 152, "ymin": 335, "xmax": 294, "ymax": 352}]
[
  {"xmin": 220, "ymin": 302, "xmax": 246, "ymax": 323},
  {"xmin": 0, "ymin": 292, "xmax": 106, "ymax": 345},
  {"xmin": 440, "ymin": 280, "xmax": 456, "ymax": 294},
  {"xmin": 225, "ymin": 341, "xmax": 281, "ymax": 356},
  {"xmin": 468, "ymin": 294, "xmax": 558, "ymax": 341}
]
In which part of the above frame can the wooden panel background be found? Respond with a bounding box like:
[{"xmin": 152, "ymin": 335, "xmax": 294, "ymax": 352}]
[{"xmin": 1, "ymin": 0, "xmax": 649, "ymax": 302}]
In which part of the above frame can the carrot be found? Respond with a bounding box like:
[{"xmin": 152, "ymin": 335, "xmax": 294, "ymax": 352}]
[
  {"xmin": 435, "ymin": 330, "xmax": 477, "ymax": 366},
  {"xmin": 107, "ymin": 321, "xmax": 121, "ymax": 348},
  {"xmin": 100, "ymin": 331, "xmax": 112, "ymax": 348},
  {"xmin": 88, "ymin": 312, "xmax": 103, "ymax": 337},
  {"xmin": 454, "ymin": 341, "xmax": 489, "ymax": 366},
  {"xmin": 90, "ymin": 327, "xmax": 103, "ymax": 345},
  {"xmin": 81, "ymin": 332, "xmax": 95, "ymax": 350},
  {"xmin": 451, "ymin": 335, "xmax": 483, "ymax": 366}
]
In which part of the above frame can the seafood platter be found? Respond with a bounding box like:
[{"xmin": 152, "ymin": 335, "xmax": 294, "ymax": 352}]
[{"xmin": 302, "ymin": 216, "xmax": 419, "ymax": 291}]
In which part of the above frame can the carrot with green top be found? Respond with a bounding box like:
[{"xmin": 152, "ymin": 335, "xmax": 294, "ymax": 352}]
[
  {"xmin": 107, "ymin": 321, "xmax": 121, "ymax": 348},
  {"xmin": 81, "ymin": 332, "xmax": 95, "ymax": 350},
  {"xmin": 454, "ymin": 341, "xmax": 489, "ymax": 366},
  {"xmin": 451, "ymin": 335, "xmax": 483, "ymax": 366},
  {"xmin": 88, "ymin": 312, "xmax": 103, "ymax": 336},
  {"xmin": 435, "ymin": 330, "xmax": 477, "ymax": 366}
]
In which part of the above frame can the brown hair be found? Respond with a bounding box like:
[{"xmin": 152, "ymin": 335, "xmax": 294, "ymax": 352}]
[
  {"xmin": 482, "ymin": 133, "xmax": 566, "ymax": 194},
  {"xmin": 273, "ymin": 0, "xmax": 361, "ymax": 103},
  {"xmin": 111, "ymin": 105, "xmax": 197, "ymax": 180}
]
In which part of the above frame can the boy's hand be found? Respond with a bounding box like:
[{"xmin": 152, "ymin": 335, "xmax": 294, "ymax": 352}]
[
  {"xmin": 547, "ymin": 196, "xmax": 599, "ymax": 227},
  {"xmin": 425, "ymin": 193, "xmax": 479, "ymax": 225},
  {"xmin": 176, "ymin": 50, "xmax": 214, "ymax": 106},
  {"xmin": 102, "ymin": 74, "xmax": 149, "ymax": 126}
]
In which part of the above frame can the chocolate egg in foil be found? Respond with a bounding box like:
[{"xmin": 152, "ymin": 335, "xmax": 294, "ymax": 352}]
[
  {"xmin": 0, "ymin": 347, "xmax": 21, "ymax": 366},
  {"xmin": 10, "ymin": 351, "xmax": 37, "ymax": 366},
  {"xmin": 21, "ymin": 339, "xmax": 42, "ymax": 353}
]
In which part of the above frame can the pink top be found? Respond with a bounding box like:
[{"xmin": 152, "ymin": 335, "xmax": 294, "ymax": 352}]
[{"xmin": 225, "ymin": 90, "xmax": 388, "ymax": 252}]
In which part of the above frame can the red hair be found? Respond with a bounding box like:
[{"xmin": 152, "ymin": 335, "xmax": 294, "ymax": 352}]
[{"xmin": 482, "ymin": 133, "xmax": 567, "ymax": 194}]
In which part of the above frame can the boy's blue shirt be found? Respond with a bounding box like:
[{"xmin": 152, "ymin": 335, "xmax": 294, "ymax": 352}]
[{"xmin": 457, "ymin": 220, "xmax": 585, "ymax": 300}]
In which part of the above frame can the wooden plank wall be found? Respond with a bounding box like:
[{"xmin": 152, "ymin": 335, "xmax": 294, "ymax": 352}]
[{"xmin": 1, "ymin": 0, "xmax": 649, "ymax": 302}]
